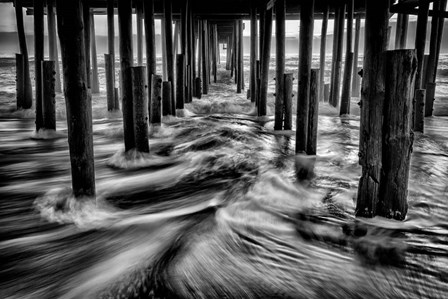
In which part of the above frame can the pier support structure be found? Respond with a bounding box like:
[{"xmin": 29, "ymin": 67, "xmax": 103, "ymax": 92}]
[{"xmin": 56, "ymin": 0, "xmax": 96, "ymax": 198}]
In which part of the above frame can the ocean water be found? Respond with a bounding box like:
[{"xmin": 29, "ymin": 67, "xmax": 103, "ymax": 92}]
[{"xmin": 1, "ymin": 55, "xmax": 448, "ymax": 298}]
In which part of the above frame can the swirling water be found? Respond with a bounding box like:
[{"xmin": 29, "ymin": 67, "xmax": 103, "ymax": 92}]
[{"xmin": 1, "ymin": 56, "xmax": 448, "ymax": 298}]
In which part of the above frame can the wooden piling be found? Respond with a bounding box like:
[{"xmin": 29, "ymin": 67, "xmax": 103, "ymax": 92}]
[
  {"xmin": 319, "ymin": 4, "xmax": 329, "ymax": 102},
  {"xmin": 107, "ymin": 0, "xmax": 116, "ymax": 106},
  {"xmin": 259, "ymin": 7, "xmax": 273, "ymax": 116},
  {"xmin": 284, "ymin": 73, "xmax": 293, "ymax": 130},
  {"xmin": 395, "ymin": 13, "xmax": 409, "ymax": 49},
  {"xmin": 433, "ymin": 0, "xmax": 447, "ymax": 82},
  {"xmin": 14, "ymin": 0, "xmax": 32, "ymax": 109},
  {"xmin": 414, "ymin": 89, "xmax": 425, "ymax": 132},
  {"xmin": 176, "ymin": 54, "xmax": 185, "ymax": 110},
  {"xmin": 90, "ymin": 12, "xmax": 100, "ymax": 94},
  {"xmin": 150, "ymin": 74, "xmax": 162, "ymax": 125},
  {"xmin": 296, "ymin": 0, "xmax": 314, "ymax": 153},
  {"xmin": 425, "ymin": 0, "xmax": 443, "ymax": 116},
  {"xmin": 274, "ymin": 0, "xmax": 285, "ymax": 130},
  {"xmin": 201, "ymin": 20, "xmax": 209, "ymax": 95},
  {"xmin": 330, "ymin": 4, "xmax": 345, "ymax": 108},
  {"xmin": 114, "ymin": 87, "xmax": 119, "ymax": 109},
  {"xmin": 415, "ymin": 0, "xmax": 430, "ymax": 90},
  {"xmin": 352, "ymin": 14, "xmax": 361, "ymax": 97},
  {"xmin": 324, "ymin": 83, "xmax": 330, "ymax": 103},
  {"xmin": 212, "ymin": 25, "xmax": 218, "ymax": 84},
  {"xmin": 340, "ymin": 52, "xmax": 354, "ymax": 115},
  {"xmin": 118, "ymin": 0, "xmax": 135, "ymax": 152},
  {"xmin": 163, "ymin": 0, "xmax": 175, "ymax": 115},
  {"xmin": 238, "ymin": 20, "xmax": 244, "ymax": 91},
  {"xmin": 161, "ymin": 18, "xmax": 167, "ymax": 81},
  {"xmin": 425, "ymin": 82, "xmax": 436, "ymax": 117},
  {"xmin": 356, "ymin": 0, "xmax": 389, "ymax": 218},
  {"xmin": 174, "ymin": 21, "xmax": 179, "ymax": 56},
  {"xmin": 136, "ymin": 0, "xmax": 144, "ymax": 66},
  {"xmin": 162, "ymin": 81, "xmax": 172, "ymax": 116},
  {"xmin": 56, "ymin": 0, "xmax": 95, "ymax": 198},
  {"xmin": 131, "ymin": 66, "xmax": 149, "ymax": 153},
  {"xmin": 378, "ymin": 50, "xmax": 417, "ymax": 221},
  {"xmin": 195, "ymin": 77, "xmax": 202, "ymax": 99},
  {"xmin": 47, "ymin": 0, "xmax": 61, "ymax": 93},
  {"xmin": 329, "ymin": 6, "xmax": 339, "ymax": 107},
  {"xmin": 144, "ymin": 0, "xmax": 157, "ymax": 113},
  {"xmin": 82, "ymin": 1, "xmax": 91, "ymax": 90},
  {"xmin": 307, "ymin": 69, "xmax": 319, "ymax": 155},
  {"xmin": 34, "ymin": 0, "xmax": 44, "ymax": 131},
  {"xmin": 250, "ymin": 3, "xmax": 258, "ymax": 103},
  {"xmin": 105, "ymin": 54, "xmax": 114, "ymax": 111},
  {"xmin": 42, "ymin": 60, "xmax": 56, "ymax": 130},
  {"xmin": 16, "ymin": 54, "xmax": 25, "ymax": 109}
]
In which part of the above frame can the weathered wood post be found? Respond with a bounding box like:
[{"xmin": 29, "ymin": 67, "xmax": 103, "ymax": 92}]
[
  {"xmin": 329, "ymin": 6, "xmax": 340, "ymax": 107},
  {"xmin": 324, "ymin": 83, "xmax": 330, "ymax": 103},
  {"xmin": 195, "ymin": 77, "xmax": 202, "ymax": 99},
  {"xmin": 144, "ymin": 0, "xmax": 157, "ymax": 114},
  {"xmin": 340, "ymin": 52, "xmax": 354, "ymax": 115},
  {"xmin": 413, "ymin": 0, "xmax": 430, "ymax": 128},
  {"xmin": 226, "ymin": 36, "xmax": 230, "ymax": 70},
  {"xmin": 274, "ymin": 0, "xmax": 285, "ymax": 130},
  {"xmin": 414, "ymin": 89, "xmax": 426, "ymax": 133},
  {"xmin": 47, "ymin": 0, "xmax": 61, "ymax": 93},
  {"xmin": 42, "ymin": 60, "xmax": 56, "ymax": 130},
  {"xmin": 259, "ymin": 7, "xmax": 273, "ymax": 116},
  {"xmin": 378, "ymin": 50, "xmax": 417, "ymax": 221},
  {"xmin": 296, "ymin": 0, "xmax": 314, "ymax": 153},
  {"xmin": 425, "ymin": 0, "xmax": 444, "ymax": 117},
  {"xmin": 131, "ymin": 66, "xmax": 149, "ymax": 153},
  {"xmin": 414, "ymin": 0, "xmax": 430, "ymax": 90},
  {"xmin": 307, "ymin": 69, "xmax": 319, "ymax": 155},
  {"xmin": 256, "ymin": 59, "xmax": 261, "ymax": 107},
  {"xmin": 176, "ymin": 54, "xmax": 185, "ymax": 110},
  {"xmin": 250, "ymin": 3, "xmax": 258, "ymax": 103},
  {"xmin": 161, "ymin": 19, "xmax": 167, "ymax": 80},
  {"xmin": 16, "ymin": 54, "xmax": 25, "ymax": 109},
  {"xmin": 238, "ymin": 20, "xmax": 244, "ymax": 91},
  {"xmin": 234, "ymin": 21, "xmax": 239, "ymax": 85},
  {"xmin": 352, "ymin": 14, "xmax": 361, "ymax": 97},
  {"xmin": 164, "ymin": 0, "xmax": 175, "ymax": 115},
  {"xmin": 14, "ymin": 0, "xmax": 32, "ymax": 109},
  {"xmin": 105, "ymin": 54, "xmax": 114, "ymax": 111},
  {"xmin": 319, "ymin": 4, "xmax": 329, "ymax": 102},
  {"xmin": 56, "ymin": 0, "xmax": 95, "ymax": 198},
  {"xmin": 284, "ymin": 73, "xmax": 293, "ymax": 130},
  {"xmin": 83, "ymin": 1, "xmax": 91, "ymax": 90},
  {"xmin": 433, "ymin": 0, "xmax": 447, "ymax": 83},
  {"xmin": 90, "ymin": 12, "xmax": 100, "ymax": 94},
  {"xmin": 151, "ymin": 74, "xmax": 163, "ymax": 125},
  {"xmin": 425, "ymin": 82, "xmax": 436, "ymax": 117},
  {"xmin": 202, "ymin": 20, "xmax": 209, "ymax": 95},
  {"xmin": 189, "ymin": 6, "xmax": 196, "ymax": 102},
  {"xmin": 174, "ymin": 21, "xmax": 179, "ymax": 56},
  {"xmin": 107, "ymin": 0, "xmax": 117, "ymax": 110},
  {"xmin": 162, "ymin": 81, "xmax": 172, "ymax": 116},
  {"xmin": 136, "ymin": 0, "xmax": 144, "ymax": 66},
  {"xmin": 395, "ymin": 12, "xmax": 409, "ymax": 50},
  {"xmin": 356, "ymin": 0, "xmax": 389, "ymax": 218},
  {"xmin": 118, "ymin": 0, "xmax": 135, "ymax": 152},
  {"xmin": 34, "ymin": 0, "xmax": 44, "ymax": 131},
  {"xmin": 212, "ymin": 24, "xmax": 218, "ymax": 84},
  {"xmin": 330, "ymin": 3, "xmax": 345, "ymax": 108}
]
